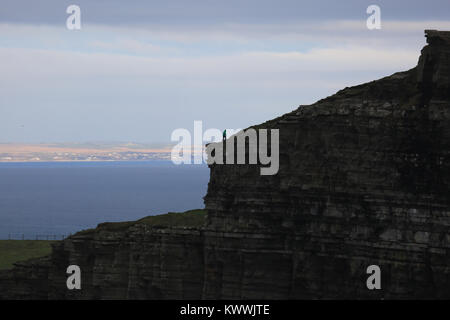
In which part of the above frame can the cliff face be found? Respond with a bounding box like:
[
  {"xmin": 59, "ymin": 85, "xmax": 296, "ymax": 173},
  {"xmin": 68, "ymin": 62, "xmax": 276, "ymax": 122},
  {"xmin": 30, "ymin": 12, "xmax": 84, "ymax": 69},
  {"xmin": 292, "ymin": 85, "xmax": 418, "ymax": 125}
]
[
  {"xmin": 202, "ymin": 30, "xmax": 450, "ymax": 299},
  {"xmin": 1, "ymin": 31, "xmax": 449, "ymax": 299}
]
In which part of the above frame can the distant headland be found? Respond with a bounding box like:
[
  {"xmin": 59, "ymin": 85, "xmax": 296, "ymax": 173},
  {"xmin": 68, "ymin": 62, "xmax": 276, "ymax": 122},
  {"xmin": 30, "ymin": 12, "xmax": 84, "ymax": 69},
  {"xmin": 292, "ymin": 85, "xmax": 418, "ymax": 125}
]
[{"xmin": 0, "ymin": 142, "xmax": 172, "ymax": 162}]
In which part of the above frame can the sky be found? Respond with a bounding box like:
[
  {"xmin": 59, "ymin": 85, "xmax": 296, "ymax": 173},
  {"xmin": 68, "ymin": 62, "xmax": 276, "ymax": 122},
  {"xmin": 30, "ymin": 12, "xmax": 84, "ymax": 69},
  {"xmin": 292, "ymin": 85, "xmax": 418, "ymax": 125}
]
[{"xmin": 1, "ymin": 0, "xmax": 450, "ymax": 143}]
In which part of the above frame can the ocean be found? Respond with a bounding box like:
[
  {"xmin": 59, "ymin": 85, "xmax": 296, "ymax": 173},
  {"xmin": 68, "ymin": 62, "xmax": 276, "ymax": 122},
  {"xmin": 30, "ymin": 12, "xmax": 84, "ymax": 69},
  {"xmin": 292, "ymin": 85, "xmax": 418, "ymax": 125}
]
[{"xmin": 0, "ymin": 161, "xmax": 209, "ymax": 239}]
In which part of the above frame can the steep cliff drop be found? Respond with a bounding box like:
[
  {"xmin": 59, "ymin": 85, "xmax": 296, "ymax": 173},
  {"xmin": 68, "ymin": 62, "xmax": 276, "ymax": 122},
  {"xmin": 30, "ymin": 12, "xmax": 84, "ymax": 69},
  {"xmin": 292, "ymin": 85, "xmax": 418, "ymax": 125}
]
[{"xmin": 1, "ymin": 30, "xmax": 449, "ymax": 299}]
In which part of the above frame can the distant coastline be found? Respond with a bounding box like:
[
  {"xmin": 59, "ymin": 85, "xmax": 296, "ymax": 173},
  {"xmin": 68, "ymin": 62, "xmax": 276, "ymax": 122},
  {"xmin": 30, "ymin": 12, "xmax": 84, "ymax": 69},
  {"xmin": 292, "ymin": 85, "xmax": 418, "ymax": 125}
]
[{"xmin": 0, "ymin": 142, "xmax": 172, "ymax": 162}]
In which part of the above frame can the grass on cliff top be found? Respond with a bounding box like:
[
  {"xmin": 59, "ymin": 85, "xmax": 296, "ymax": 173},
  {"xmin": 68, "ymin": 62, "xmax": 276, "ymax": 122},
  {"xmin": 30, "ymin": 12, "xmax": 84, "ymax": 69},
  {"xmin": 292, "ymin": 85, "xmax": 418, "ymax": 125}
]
[
  {"xmin": 0, "ymin": 210, "xmax": 206, "ymax": 270},
  {"xmin": 77, "ymin": 209, "xmax": 207, "ymax": 235},
  {"xmin": 137, "ymin": 209, "xmax": 206, "ymax": 227},
  {"xmin": 0, "ymin": 240, "xmax": 56, "ymax": 270}
]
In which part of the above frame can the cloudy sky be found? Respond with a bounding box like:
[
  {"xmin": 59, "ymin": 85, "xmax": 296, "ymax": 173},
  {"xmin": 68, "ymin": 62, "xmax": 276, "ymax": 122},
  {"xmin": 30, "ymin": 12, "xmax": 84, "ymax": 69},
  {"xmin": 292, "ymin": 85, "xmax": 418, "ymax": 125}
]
[{"xmin": 1, "ymin": 0, "xmax": 450, "ymax": 143}]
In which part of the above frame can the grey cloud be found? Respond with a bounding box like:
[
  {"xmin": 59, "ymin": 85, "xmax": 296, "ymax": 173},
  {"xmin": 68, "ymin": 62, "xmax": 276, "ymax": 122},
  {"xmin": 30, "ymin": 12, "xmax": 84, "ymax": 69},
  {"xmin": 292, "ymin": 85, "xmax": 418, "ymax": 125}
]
[{"xmin": 0, "ymin": 0, "xmax": 449, "ymax": 26}]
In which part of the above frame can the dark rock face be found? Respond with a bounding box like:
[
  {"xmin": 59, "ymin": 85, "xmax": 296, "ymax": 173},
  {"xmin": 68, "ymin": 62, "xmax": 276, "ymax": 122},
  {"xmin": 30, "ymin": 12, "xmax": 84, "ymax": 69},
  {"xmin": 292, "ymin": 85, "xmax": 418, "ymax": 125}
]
[
  {"xmin": 203, "ymin": 30, "xmax": 450, "ymax": 299},
  {"xmin": 1, "ymin": 30, "xmax": 449, "ymax": 299}
]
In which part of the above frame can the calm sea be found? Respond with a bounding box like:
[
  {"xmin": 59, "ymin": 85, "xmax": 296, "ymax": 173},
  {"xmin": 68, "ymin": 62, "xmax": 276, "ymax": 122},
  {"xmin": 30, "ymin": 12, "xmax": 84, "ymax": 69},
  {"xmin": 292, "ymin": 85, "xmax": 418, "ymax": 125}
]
[{"xmin": 0, "ymin": 161, "xmax": 209, "ymax": 239}]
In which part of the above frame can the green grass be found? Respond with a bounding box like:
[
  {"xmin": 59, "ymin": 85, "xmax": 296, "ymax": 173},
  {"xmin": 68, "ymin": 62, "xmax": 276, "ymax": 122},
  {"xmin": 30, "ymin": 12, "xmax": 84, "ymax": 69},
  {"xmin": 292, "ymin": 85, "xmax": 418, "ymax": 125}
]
[
  {"xmin": 137, "ymin": 209, "xmax": 206, "ymax": 227},
  {"xmin": 76, "ymin": 209, "xmax": 207, "ymax": 235},
  {"xmin": 0, "ymin": 240, "xmax": 56, "ymax": 270}
]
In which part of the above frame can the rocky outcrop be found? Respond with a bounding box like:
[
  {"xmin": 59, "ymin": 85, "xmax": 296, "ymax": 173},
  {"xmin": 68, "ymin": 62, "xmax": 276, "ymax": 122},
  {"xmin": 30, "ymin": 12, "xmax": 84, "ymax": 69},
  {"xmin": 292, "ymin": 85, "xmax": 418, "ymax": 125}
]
[
  {"xmin": 1, "ymin": 30, "xmax": 449, "ymax": 299},
  {"xmin": 0, "ymin": 211, "xmax": 206, "ymax": 300}
]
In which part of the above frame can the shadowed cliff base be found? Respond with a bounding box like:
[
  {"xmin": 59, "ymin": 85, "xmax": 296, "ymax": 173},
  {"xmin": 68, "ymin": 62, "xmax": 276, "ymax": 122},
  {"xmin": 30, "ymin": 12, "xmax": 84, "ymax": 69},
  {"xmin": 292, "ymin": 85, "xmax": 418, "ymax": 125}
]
[{"xmin": 1, "ymin": 30, "xmax": 450, "ymax": 299}]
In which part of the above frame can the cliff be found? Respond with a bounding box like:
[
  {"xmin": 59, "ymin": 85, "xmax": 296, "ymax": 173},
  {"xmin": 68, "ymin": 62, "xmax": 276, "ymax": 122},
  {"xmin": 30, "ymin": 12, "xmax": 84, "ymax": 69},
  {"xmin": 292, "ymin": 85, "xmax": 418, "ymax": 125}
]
[
  {"xmin": 1, "ymin": 30, "xmax": 449, "ymax": 299},
  {"xmin": 202, "ymin": 30, "xmax": 450, "ymax": 299}
]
